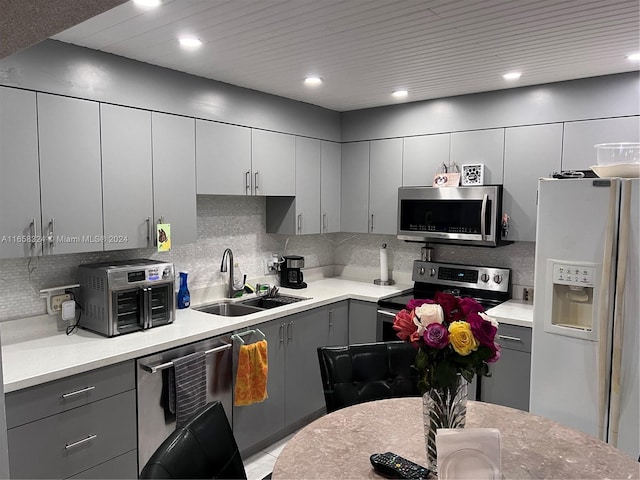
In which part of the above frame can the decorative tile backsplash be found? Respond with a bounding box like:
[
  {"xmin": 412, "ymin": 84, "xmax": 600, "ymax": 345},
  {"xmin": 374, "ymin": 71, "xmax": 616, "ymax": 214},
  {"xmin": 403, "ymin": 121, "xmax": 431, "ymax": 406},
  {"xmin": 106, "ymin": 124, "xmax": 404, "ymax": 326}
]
[{"xmin": 0, "ymin": 196, "xmax": 534, "ymax": 321}]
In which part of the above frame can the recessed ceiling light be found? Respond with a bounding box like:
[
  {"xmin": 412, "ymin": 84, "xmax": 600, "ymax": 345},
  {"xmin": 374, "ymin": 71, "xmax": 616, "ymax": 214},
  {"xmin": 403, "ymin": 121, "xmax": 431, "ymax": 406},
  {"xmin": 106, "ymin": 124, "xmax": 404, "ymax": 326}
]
[
  {"xmin": 178, "ymin": 37, "xmax": 203, "ymax": 49},
  {"xmin": 392, "ymin": 90, "xmax": 408, "ymax": 98},
  {"xmin": 304, "ymin": 77, "xmax": 323, "ymax": 86},
  {"xmin": 627, "ymin": 53, "xmax": 640, "ymax": 61},
  {"xmin": 503, "ymin": 72, "xmax": 522, "ymax": 80},
  {"xmin": 134, "ymin": 0, "xmax": 161, "ymax": 7}
]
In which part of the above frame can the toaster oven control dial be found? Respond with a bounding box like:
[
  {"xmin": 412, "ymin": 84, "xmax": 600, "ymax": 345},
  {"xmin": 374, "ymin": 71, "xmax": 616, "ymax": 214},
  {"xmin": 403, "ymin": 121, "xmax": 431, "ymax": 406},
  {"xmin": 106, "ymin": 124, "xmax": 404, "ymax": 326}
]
[{"xmin": 480, "ymin": 273, "xmax": 490, "ymax": 283}]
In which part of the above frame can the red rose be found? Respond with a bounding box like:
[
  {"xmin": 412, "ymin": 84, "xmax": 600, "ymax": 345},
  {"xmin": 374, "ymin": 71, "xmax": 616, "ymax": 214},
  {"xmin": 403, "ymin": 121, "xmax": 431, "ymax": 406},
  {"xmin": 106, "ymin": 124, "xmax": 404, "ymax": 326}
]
[
  {"xmin": 467, "ymin": 311, "xmax": 497, "ymax": 348},
  {"xmin": 407, "ymin": 298, "xmax": 434, "ymax": 310},
  {"xmin": 433, "ymin": 292, "xmax": 463, "ymax": 322},
  {"xmin": 392, "ymin": 308, "xmax": 418, "ymax": 343},
  {"xmin": 487, "ymin": 342, "xmax": 501, "ymax": 363},
  {"xmin": 459, "ymin": 297, "xmax": 485, "ymax": 316}
]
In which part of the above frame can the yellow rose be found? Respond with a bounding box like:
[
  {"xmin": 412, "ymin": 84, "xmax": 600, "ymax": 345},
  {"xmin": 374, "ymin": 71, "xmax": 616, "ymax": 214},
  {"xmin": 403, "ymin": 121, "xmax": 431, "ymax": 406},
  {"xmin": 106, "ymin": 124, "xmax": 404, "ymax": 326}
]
[{"xmin": 448, "ymin": 321, "xmax": 479, "ymax": 356}]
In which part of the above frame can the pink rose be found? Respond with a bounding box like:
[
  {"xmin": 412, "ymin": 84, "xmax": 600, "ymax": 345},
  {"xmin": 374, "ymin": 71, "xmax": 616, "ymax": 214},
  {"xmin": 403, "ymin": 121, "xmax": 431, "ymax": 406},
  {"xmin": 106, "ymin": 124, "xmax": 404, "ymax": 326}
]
[
  {"xmin": 423, "ymin": 323, "xmax": 449, "ymax": 349},
  {"xmin": 487, "ymin": 342, "xmax": 501, "ymax": 363},
  {"xmin": 407, "ymin": 298, "xmax": 434, "ymax": 310}
]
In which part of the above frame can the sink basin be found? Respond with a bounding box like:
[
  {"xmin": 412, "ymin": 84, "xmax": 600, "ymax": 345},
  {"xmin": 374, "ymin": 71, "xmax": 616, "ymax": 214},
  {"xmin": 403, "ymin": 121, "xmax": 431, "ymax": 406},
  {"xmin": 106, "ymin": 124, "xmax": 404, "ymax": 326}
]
[
  {"xmin": 195, "ymin": 302, "xmax": 263, "ymax": 317},
  {"xmin": 240, "ymin": 294, "xmax": 307, "ymax": 310}
]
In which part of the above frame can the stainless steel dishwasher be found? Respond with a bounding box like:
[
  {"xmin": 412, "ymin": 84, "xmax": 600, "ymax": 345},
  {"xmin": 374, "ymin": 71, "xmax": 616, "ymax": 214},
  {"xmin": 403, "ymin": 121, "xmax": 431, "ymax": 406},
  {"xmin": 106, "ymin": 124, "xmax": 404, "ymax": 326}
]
[{"xmin": 136, "ymin": 334, "xmax": 233, "ymax": 472}]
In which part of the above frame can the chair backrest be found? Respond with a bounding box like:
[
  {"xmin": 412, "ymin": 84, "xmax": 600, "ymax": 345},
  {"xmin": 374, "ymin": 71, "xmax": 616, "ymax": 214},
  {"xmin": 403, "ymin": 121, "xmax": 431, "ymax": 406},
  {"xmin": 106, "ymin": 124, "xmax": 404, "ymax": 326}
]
[
  {"xmin": 317, "ymin": 341, "xmax": 420, "ymax": 413},
  {"xmin": 140, "ymin": 401, "xmax": 247, "ymax": 479}
]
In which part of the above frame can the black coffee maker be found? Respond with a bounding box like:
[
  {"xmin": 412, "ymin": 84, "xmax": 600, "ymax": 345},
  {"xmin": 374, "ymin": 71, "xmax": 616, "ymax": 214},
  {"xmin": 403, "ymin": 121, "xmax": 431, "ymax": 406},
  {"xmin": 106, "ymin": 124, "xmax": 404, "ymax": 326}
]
[{"xmin": 279, "ymin": 255, "xmax": 307, "ymax": 289}]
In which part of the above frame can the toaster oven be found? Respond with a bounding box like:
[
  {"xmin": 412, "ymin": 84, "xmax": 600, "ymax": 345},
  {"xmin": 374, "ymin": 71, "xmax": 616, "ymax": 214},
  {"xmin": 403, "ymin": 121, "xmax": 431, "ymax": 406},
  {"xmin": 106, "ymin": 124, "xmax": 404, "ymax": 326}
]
[{"xmin": 78, "ymin": 259, "xmax": 175, "ymax": 337}]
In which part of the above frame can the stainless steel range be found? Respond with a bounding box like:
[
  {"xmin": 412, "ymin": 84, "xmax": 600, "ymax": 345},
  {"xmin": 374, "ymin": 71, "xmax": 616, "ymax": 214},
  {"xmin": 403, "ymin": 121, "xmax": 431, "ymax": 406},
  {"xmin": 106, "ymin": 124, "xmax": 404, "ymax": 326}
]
[{"xmin": 377, "ymin": 260, "xmax": 511, "ymax": 342}]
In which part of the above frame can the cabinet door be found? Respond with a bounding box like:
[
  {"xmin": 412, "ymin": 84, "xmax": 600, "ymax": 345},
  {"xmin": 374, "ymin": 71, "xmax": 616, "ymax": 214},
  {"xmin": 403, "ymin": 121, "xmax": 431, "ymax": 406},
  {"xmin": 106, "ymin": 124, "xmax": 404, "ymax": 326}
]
[
  {"xmin": 403, "ymin": 134, "xmax": 450, "ymax": 186},
  {"xmin": 38, "ymin": 93, "xmax": 103, "ymax": 255},
  {"xmin": 101, "ymin": 104, "xmax": 153, "ymax": 250},
  {"xmin": 327, "ymin": 301, "xmax": 349, "ymax": 346},
  {"xmin": 369, "ymin": 138, "xmax": 403, "ymax": 234},
  {"xmin": 285, "ymin": 308, "xmax": 330, "ymax": 425},
  {"xmin": 251, "ymin": 130, "xmax": 295, "ymax": 196},
  {"xmin": 503, "ymin": 124, "xmax": 562, "ymax": 242},
  {"xmin": 196, "ymin": 120, "xmax": 251, "ymax": 195},
  {"xmin": 152, "ymin": 112, "xmax": 197, "ymax": 246},
  {"xmin": 450, "ymin": 129, "xmax": 505, "ymax": 184},
  {"xmin": 562, "ymin": 116, "xmax": 640, "ymax": 171},
  {"xmin": 341, "ymin": 142, "xmax": 370, "ymax": 233},
  {"xmin": 481, "ymin": 348, "xmax": 531, "ymax": 411},
  {"xmin": 348, "ymin": 300, "xmax": 378, "ymax": 344},
  {"xmin": 320, "ymin": 141, "xmax": 341, "ymax": 233},
  {"xmin": 295, "ymin": 137, "xmax": 321, "ymax": 234},
  {"xmin": 232, "ymin": 320, "xmax": 286, "ymax": 453},
  {"xmin": 0, "ymin": 87, "xmax": 41, "ymax": 258}
]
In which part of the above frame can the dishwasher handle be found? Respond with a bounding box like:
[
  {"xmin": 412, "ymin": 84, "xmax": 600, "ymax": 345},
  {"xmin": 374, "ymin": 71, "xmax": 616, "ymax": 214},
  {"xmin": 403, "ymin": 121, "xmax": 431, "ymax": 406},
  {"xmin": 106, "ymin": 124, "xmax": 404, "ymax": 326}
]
[{"xmin": 139, "ymin": 343, "xmax": 232, "ymax": 373}]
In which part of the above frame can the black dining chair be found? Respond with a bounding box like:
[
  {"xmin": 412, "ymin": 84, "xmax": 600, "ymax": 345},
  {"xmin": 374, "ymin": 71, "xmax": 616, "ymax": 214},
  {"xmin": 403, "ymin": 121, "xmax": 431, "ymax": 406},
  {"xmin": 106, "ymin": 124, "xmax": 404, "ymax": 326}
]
[
  {"xmin": 140, "ymin": 401, "xmax": 247, "ymax": 479},
  {"xmin": 317, "ymin": 341, "xmax": 420, "ymax": 413}
]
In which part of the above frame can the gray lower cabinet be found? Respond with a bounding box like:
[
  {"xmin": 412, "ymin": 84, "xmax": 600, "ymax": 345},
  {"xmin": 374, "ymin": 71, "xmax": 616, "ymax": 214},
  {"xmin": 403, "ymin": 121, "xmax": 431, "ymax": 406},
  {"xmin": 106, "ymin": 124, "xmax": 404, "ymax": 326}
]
[
  {"xmin": 5, "ymin": 361, "xmax": 137, "ymax": 479},
  {"xmin": 348, "ymin": 300, "xmax": 378, "ymax": 343},
  {"xmin": 233, "ymin": 302, "xmax": 348, "ymax": 454},
  {"xmin": 68, "ymin": 450, "xmax": 138, "ymax": 479},
  {"xmin": 479, "ymin": 324, "xmax": 532, "ymax": 411}
]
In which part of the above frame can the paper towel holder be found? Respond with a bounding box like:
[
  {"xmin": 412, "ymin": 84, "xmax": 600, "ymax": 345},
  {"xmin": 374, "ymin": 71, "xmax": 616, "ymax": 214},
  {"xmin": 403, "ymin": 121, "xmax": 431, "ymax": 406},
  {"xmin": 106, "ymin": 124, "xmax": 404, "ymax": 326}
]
[
  {"xmin": 374, "ymin": 278, "xmax": 395, "ymax": 285},
  {"xmin": 374, "ymin": 243, "xmax": 395, "ymax": 286}
]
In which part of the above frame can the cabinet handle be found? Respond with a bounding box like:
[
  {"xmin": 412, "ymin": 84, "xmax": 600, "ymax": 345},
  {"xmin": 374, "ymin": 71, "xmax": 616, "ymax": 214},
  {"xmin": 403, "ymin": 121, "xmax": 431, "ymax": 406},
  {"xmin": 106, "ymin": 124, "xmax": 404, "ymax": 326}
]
[
  {"xmin": 480, "ymin": 194, "xmax": 488, "ymax": 241},
  {"xmin": 328, "ymin": 309, "xmax": 333, "ymax": 327},
  {"xmin": 287, "ymin": 321, "xmax": 293, "ymax": 341},
  {"xmin": 65, "ymin": 434, "xmax": 97, "ymax": 450},
  {"xmin": 370, "ymin": 214, "xmax": 374, "ymax": 232},
  {"xmin": 279, "ymin": 323, "xmax": 285, "ymax": 343},
  {"xmin": 322, "ymin": 213, "xmax": 327, "ymax": 233},
  {"xmin": 62, "ymin": 385, "xmax": 96, "ymax": 398},
  {"xmin": 297, "ymin": 214, "xmax": 302, "ymax": 234},
  {"xmin": 245, "ymin": 171, "xmax": 251, "ymax": 195},
  {"xmin": 497, "ymin": 334, "xmax": 522, "ymax": 342},
  {"xmin": 48, "ymin": 218, "xmax": 55, "ymax": 247},
  {"xmin": 254, "ymin": 171, "xmax": 259, "ymax": 193},
  {"xmin": 146, "ymin": 217, "xmax": 151, "ymax": 246},
  {"xmin": 30, "ymin": 218, "xmax": 37, "ymax": 250}
]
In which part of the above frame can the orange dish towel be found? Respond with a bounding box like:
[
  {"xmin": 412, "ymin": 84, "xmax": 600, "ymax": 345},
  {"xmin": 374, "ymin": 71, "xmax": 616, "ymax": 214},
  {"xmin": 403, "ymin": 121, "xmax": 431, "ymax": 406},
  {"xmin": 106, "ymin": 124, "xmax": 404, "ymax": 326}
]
[{"xmin": 234, "ymin": 340, "xmax": 269, "ymax": 406}]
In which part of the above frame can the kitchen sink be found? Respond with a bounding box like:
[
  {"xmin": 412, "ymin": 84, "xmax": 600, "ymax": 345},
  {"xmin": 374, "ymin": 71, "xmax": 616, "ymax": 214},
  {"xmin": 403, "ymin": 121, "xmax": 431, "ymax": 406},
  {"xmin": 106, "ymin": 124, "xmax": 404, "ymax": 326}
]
[
  {"xmin": 195, "ymin": 294, "xmax": 307, "ymax": 317},
  {"xmin": 239, "ymin": 294, "xmax": 307, "ymax": 310},
  {"xmin": 195, "ymin": 302, "xmax": 263, "ymax": 317}
]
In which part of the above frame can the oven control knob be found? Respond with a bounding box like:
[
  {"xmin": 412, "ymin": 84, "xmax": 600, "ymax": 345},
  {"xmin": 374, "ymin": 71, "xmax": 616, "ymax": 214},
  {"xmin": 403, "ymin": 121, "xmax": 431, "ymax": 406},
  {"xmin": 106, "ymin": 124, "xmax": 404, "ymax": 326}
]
[
  {"xmin": 480, "ymin": 273, "xmax": 490, "ymax": 283},
  {"xmin": 493, "ymin": 274, "xmax": 503, "ymax": 284},
  {"xmin": 429, "ymin": 268, "xmax": 436, "ymax": 277},
  {"xmin": 418, "ymin": 267, "xmax": 425, "ymax": 276}
]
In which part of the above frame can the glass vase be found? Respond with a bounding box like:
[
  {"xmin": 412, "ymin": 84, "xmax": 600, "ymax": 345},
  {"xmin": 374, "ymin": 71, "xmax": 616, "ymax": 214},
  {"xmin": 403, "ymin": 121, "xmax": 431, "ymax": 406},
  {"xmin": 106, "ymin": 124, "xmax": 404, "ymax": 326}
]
[{"xmin": 422, "ymin": 377, "xmax": 468, "ymax": 473}]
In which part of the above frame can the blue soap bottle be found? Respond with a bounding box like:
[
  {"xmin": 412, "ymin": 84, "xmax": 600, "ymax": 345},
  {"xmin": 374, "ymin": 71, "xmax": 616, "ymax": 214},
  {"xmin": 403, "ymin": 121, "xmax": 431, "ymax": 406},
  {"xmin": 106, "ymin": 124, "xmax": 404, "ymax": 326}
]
[{"xmin": 177, "ymin": 271, "xmax": 190, "ymax": 309}]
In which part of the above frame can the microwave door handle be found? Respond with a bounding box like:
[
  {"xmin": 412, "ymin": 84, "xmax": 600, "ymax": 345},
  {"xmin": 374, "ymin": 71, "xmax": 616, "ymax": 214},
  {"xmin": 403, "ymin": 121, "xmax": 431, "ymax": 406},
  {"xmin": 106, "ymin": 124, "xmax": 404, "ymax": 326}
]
[{"xmin": 480, "ymin": 193, "xmax": 488, "ymax": 240}]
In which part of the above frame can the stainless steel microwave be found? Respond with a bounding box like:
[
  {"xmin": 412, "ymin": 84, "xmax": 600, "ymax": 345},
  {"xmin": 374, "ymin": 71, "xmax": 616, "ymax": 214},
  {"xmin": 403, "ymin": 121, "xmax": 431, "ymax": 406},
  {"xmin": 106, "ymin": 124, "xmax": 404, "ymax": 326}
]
[
  {"xmin": 397, "ymin": 185, "xmax": 505, "ymax": 247},
  {"xmin": 79, "ymin": 259, "xmax": 175, "ymax": 337}
]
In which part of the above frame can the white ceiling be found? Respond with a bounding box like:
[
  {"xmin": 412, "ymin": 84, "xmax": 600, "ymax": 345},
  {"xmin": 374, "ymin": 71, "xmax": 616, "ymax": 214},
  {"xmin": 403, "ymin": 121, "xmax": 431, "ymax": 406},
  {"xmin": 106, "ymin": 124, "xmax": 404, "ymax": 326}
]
[{"xmin": 52, "ymin": 0, "xmax": 640, "ymax": 112}]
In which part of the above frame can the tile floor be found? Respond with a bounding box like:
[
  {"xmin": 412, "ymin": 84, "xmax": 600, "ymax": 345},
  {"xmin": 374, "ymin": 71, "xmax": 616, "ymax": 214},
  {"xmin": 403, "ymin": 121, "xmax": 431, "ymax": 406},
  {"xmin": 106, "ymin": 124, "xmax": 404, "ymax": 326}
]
[{"xmin": 243, "ymin": 432, "xmax": 297, "ymax": 480}]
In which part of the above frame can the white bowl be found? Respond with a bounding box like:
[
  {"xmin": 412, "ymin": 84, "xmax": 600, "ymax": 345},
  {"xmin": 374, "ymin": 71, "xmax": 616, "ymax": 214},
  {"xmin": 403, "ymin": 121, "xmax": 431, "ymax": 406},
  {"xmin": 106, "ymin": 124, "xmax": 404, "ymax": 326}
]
[
  {"xmin": 594, "ymin": 143, "xmax": 640, "ymax": 166},
  {"xmin": 590, "ymin": 163, "xmax": 640, "ymax": 178}
]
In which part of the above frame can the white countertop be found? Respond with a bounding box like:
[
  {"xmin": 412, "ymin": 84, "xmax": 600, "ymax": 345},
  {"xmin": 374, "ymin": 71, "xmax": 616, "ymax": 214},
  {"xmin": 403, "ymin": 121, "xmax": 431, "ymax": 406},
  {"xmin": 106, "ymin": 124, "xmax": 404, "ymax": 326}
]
[{"xmin": 0, "ymin": 278, "xmax": 533, "ymax": 393}]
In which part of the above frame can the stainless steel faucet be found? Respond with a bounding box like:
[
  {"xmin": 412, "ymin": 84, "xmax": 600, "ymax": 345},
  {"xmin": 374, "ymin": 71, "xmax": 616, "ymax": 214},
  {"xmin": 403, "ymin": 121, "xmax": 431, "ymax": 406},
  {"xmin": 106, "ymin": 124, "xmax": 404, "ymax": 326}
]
[{"xmin": 220, "ymin": 248, "xmax": 245, "ymax": 298}]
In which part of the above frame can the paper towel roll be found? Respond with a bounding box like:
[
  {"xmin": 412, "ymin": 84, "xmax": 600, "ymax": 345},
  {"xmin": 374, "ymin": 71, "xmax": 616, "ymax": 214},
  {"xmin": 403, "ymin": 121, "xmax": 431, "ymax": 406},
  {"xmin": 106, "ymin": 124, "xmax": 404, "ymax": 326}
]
[{"xmin": 380, "ymin": 244, "xmax": 389, "ymax": 282}]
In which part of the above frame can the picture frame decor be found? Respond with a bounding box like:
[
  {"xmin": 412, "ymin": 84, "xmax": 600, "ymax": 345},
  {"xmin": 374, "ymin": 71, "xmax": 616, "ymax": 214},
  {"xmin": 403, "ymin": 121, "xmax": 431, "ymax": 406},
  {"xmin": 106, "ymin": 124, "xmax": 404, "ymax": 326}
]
[
  {"xmin": 461, "ymin": 164, "xmax": 485, "ymax": 186},
  {"xmin": 433, "ymin": 162, "xmax": 461, "ymax": 187}
]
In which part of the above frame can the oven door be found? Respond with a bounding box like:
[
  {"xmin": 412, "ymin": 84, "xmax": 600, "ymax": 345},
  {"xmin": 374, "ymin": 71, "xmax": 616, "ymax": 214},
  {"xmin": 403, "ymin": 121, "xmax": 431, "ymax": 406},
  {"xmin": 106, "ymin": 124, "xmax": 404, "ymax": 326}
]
[
  {"xmin": 397, "ymin": 185, "xmax": 502, "ymax": 246},
  {"xmin": 376, "ymin": 307, "xmax": 401, "ymax": 342}
]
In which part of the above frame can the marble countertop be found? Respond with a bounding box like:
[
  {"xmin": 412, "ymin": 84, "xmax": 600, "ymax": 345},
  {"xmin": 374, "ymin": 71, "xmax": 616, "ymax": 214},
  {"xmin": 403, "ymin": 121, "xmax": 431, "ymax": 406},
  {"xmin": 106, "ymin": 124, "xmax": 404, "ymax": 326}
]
[
  {"xmin": 272, "ymin": 398, "xmax": 639, "ymax": 480},
  {"xmin": 484, "ymin": 299, "xmax": 533, "ymax": 328},
  {"xmin": 0, "ymin": 277, "xmax": 533, "ymax": 393}
]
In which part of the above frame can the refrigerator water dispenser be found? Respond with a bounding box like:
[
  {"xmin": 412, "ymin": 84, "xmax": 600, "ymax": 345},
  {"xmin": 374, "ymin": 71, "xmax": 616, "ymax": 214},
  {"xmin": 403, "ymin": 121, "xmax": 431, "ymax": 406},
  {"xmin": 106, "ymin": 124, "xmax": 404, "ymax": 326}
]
[{"xmin": 544, "ymin": 260, "xmax": 599, "ymax": 341}]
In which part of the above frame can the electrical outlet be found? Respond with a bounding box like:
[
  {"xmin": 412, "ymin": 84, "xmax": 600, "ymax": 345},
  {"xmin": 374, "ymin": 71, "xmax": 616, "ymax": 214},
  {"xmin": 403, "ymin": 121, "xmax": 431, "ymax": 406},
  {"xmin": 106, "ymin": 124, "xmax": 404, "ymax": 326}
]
[
  {"xmin": 522, "ymin": 288, "xmax": 534, "ymax": 303},
  {"xmin": 263, "ymin": 258, "xmax": 278, "ymax": 275},
  {"xmin": 51, "ymin": 294, "xmax": 71, "ymax": 312}
]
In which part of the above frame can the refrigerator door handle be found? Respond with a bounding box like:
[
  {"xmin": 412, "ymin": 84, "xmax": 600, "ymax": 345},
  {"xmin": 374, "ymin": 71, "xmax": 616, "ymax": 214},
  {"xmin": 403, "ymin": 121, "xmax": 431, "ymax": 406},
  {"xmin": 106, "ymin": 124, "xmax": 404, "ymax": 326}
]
[
  {"xmin": 608, "ymin": 179, "xmax": 632, "ymax": 447},
  {"xmin": 596, "ymin": 179, "xmax": 619, "ymax": 441}
]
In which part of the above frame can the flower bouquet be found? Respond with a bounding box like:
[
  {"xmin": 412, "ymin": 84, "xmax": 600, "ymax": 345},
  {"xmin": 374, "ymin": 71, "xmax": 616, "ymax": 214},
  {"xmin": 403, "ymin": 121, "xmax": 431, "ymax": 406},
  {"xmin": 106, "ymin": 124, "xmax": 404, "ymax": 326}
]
[{"xmin": 392, "ymin": 291, "xmax": 500, "ymax": 471}]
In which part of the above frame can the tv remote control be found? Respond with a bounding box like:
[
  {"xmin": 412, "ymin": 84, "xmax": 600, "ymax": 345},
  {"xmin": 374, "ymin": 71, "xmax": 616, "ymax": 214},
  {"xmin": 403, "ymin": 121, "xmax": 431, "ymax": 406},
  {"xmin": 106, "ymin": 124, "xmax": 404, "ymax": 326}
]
[{"xmin": 370, "ymin": 452, "xmax": 430, "ymax": 479}]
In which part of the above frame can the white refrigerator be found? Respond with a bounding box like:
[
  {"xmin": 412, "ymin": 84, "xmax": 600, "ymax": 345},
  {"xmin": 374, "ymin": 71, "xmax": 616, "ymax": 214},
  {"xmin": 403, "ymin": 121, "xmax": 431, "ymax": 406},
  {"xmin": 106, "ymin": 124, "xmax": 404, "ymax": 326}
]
[{"xmin": 530, "ymin": 177, "xmax": 639, "ymax": 459}]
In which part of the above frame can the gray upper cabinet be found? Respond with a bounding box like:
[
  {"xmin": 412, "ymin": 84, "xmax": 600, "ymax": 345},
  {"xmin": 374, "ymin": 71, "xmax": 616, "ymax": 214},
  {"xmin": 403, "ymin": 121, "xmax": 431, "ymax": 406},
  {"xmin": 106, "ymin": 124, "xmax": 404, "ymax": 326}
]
[
  {"xmin": 101, "ymin": 104, "xmax": 154, "ymax": 250},
  {"xmin": 341, "ymin": 142, "xmax": 370, "ymax": 233},
  {"xmin": 562, "ymin": 116, "xmax": 640, "ymax": 171},
  {"xmin": 294, "ymin": 137, "xmax": 321, "ymax": 234},
  {"xmin": 503, "ymin": 123, "xmax": 563, "ymax": 242},
  {"xmin": 38, "ymin": 93, "xmax": 103, "ymax": 255},
  {"xmin": 0, "ymin": 87, "xmax": 41, "ymax": 258},
  {"xmin": 320, "ymin": 141, "xmax": 341, "ymax": 233},
  {"xmin": 369, "ymin": 138, "xmax": 403, "ymax": 234},
  {"xmin": 196, "ymin": 120, "xmax": 252, "ymax": 195},
  {"xmin": 402, "ymin": 134, "xmax": 450, "ymax": 186},
  {"xmin": 251, "ymin": 130, "xmax": 295, "ymax": 196},
  {"xmin": 450, "ymin": 129, "xmax": 505, "ymax": 184},
  {"xmin": 152, "ymin": 112, "xmax": 197, "ymax": 246}
]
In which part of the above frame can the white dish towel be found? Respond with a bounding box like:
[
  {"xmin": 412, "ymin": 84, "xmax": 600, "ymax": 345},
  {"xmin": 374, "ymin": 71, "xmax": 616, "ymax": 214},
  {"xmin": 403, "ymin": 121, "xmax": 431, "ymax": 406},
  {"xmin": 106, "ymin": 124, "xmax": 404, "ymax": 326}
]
[{"xmin": 436, "ymin": 428, "xmax": 502, "ymax": 480}]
